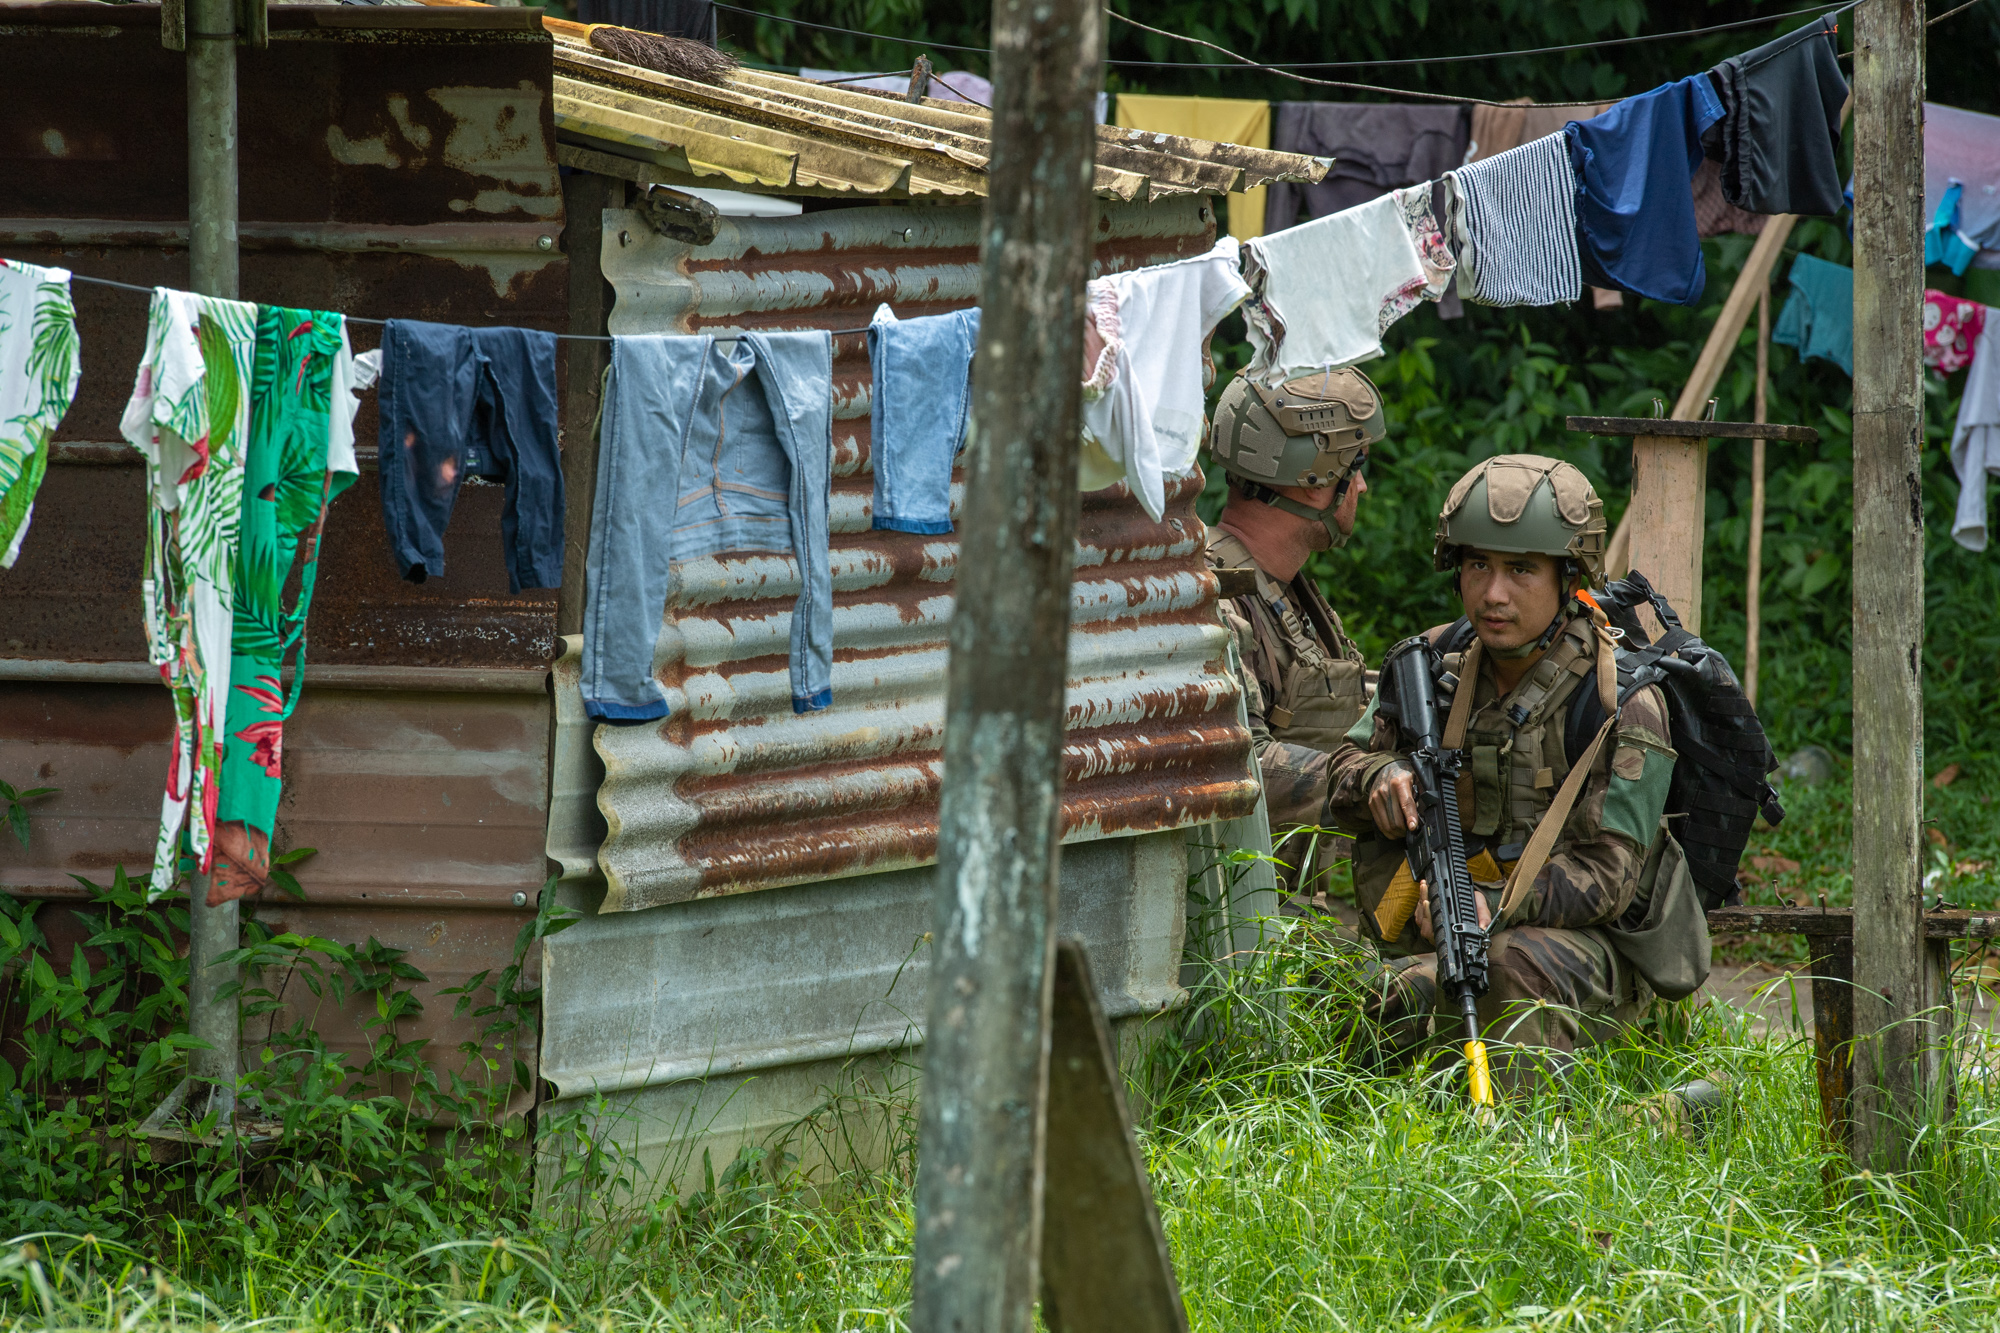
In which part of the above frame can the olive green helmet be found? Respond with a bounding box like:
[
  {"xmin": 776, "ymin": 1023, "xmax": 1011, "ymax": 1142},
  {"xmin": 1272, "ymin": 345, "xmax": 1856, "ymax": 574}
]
[
  {"xmin": 1432, "ymin": 455, "xmax": 1608, "ymax": 582},
  {"xmin": 1207, "ymin": 367, "xmax": 1386, "ymax": 547}
]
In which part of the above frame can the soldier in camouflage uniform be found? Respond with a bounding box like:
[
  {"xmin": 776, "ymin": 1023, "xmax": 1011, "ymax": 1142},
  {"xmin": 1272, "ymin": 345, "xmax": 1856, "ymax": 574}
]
[
  {"xmin": 1204, "ymin": 368, "xmax": 1382, "ymax": 907},
  {"xmin": 1328, "ymin": 456, "xmax": 1684, "ymax": 1089}
]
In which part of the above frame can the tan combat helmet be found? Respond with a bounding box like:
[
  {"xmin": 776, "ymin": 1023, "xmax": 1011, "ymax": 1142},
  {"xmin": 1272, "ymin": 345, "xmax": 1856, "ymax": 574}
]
[
  {"xmin": 1207, "ymin": 367, "xmax": 1387, "ymax": 548},
  {"xmin": 1432, "ymin": 455, "xmax": 1608, "ymax": 583}
]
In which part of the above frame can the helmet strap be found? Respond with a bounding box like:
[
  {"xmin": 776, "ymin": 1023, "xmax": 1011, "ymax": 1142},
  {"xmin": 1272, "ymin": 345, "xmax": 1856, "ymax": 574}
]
[
  {"xmin": 1236, "ymin": 479, "xmax": 1350, "ymax": 550},
  {"xmin": 1488, "ymin": 602, "xmax": 1572, "ymax": 660}
]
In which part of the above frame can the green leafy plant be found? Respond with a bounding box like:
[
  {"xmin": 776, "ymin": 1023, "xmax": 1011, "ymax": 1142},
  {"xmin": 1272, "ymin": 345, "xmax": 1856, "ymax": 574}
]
[{"xmin": 0, "ymin": 779, "xmax": 55, "ymax": 849}]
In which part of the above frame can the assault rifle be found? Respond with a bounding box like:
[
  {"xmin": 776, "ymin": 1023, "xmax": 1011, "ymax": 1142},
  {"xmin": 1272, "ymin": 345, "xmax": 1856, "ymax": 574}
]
[{"xmin": 1383, "ymin": 636, "xmax": 1494, "ymax": 1108}]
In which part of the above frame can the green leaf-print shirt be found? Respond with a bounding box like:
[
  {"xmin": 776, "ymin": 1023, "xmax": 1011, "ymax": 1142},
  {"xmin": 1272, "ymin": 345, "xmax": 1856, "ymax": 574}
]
[{"xmin": 0, "ymin": 259, "xmax": 81, "ymax": 568}]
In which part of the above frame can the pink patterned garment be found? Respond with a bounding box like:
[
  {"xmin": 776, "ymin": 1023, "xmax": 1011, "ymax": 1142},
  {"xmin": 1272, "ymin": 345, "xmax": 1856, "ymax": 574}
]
[
  {"xmin": 1924, "ymin": 290, "xmax": 1986, "ymax": 374},
  {"xmin": 1381, "ymin": 184, "xmax": 1456, "ymax": 333}
]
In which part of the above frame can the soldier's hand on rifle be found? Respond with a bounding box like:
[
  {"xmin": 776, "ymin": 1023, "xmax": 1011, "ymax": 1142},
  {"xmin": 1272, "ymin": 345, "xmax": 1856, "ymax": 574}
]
[
  {"xmin": 1368, "ymin": 761, "xmax": 1421, "ymax": 840},
  {"xmin": 1413, "ymin": 886, "xmax": 1492, "ymax": 944}
]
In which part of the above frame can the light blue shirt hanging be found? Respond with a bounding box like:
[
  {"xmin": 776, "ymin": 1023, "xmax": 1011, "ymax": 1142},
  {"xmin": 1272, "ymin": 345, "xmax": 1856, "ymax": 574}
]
[
  {"xmin": 1926, "ymin": 181, "xmax": 1981, "ymax": 276},
  {"xmin": 866, "ymin": 304, "xmax": 980, "ymax": 535}
]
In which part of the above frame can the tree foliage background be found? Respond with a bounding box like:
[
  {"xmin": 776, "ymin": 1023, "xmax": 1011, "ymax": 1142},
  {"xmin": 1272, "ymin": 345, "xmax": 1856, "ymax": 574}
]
[{"xmin": 713, "ymin": 0, "xmax": 2000, "ymax": 768}]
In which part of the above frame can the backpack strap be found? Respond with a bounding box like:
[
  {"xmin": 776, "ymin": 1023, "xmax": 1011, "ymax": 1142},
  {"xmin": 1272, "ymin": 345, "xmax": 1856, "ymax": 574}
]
[
  {"xmin": 1442, "ymin": 638, "xmax": 1482, "ymax": 749},
  {"xmin": 1437, "ymin": 616, "xmax": 1476, "ymax": 655}
]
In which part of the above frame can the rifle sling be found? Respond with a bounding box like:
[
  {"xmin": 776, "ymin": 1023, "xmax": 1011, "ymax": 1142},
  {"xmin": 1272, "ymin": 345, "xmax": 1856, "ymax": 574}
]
[{"xmin": 1288, "ymin": 573, "xmax": 1346, "ymax": 660}]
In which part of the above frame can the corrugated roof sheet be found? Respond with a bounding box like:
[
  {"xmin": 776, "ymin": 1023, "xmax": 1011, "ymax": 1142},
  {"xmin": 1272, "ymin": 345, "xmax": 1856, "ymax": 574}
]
[
  {"xmin": 550, "ymin": 39, "xmax": 1329, "ymax": 200},
  {"xmin": 544, "ymin": 195, "xmax": 1261, "ymax": 912}
]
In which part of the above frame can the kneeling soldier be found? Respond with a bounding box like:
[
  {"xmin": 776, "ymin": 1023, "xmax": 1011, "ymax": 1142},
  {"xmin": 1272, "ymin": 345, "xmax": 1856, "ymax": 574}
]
[
  {"xmin": 1329, "ymin": 455, "xmax": 1687, "ymax": 1089},
  {"xmin": 1204, "ymin": 368, "xmax": 1381, "ymax": 910}
]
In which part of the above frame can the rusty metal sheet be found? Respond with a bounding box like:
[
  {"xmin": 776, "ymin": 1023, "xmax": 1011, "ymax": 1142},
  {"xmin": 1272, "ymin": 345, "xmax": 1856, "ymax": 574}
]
[
  {"xmin": 0, "ymin": 671, "xmax": 550, "ymax": 1092},
  {"xmin": 551, "ymin": 41, "xmax": 1324, "ymax": 202},
  {"xmin": 551, "ymin": 197, "xmax": 1258, "ymax": 912},
  {"xmin": 0, "ymin": 4, "xmax": 565, "ymax": 668},
  {"xmin": 0, "ymin": 7, "xmax": 567, "ymax": 1094},
  {"xmin": 7, "ymin": 898, "xmax": 538, "ymax": 1109},
  {"xmin": 0, "ymin": 681, "xmax": 550, "ymax": 907},
  {"xmin": 1, "ymin": 429, "xmax": 556, "ymax": 669}
]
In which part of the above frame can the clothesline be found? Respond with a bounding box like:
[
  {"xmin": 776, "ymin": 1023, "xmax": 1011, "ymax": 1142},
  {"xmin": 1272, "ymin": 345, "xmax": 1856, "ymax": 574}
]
[
  {"xmin": 1104, "ymin": 7, "xmax": 1861, "ymax": 106},
  {"xmin": 64, "ymin": 272, "xmax": 871, "ymax": 341},
  {"xmin": 722, "ymin": 0, "xmax": 1869, "ymax": 100}
]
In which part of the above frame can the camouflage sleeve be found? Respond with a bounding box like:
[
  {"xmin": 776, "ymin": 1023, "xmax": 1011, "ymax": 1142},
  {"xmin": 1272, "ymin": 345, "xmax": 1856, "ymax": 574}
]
[
  {"xmin": 1326, "ymin": 694, "xmax": 1406, "ymax": 834},
  {"xmin": 1500, "ymin": 683, "xmax": 1678, "ymax": 931},
  {"xmin": 1221, "ymin": 596, "xmax": 1336, "ymax": 829}
]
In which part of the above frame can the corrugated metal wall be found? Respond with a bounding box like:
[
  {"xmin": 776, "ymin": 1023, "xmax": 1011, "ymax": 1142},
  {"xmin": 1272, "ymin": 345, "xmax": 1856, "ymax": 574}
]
[
  {"xmin": 546, "ymin": 195, "xmax": 1259, "ymax": 911},
  {"xmin": 0, "ymin": 7, "xmax": 566, "ymax": 1079}
]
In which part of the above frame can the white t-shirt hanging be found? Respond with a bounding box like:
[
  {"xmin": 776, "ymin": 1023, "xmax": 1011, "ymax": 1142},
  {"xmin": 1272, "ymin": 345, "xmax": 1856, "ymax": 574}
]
[
  {"xmin": 1241, "ymin": 191, "xmax": 1428, "ymax": 387},
  {"xmin": 329, "ymin": 322, "xmax": 364, "ymax": 478},
  {"xmin": 1951, "ymin": 308, "xmax": 2000, "ymax": 550},
  {"xmin": 1080, "ymin": 237, "xmax": 1250, "ymax": 521}
]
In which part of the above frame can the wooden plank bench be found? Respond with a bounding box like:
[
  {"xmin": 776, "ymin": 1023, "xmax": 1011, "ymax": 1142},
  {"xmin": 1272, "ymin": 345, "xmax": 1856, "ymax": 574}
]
[{"xmin": 1704, "ymin": 906, "xmax": 1989, "ymax": 1156}]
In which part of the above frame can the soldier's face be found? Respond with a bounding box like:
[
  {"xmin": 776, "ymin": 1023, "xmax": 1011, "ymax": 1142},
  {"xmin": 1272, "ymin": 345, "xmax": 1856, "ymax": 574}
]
[{"xmin": 1459, "ymin": 549, "xmax": 1566, "ymax": 652}]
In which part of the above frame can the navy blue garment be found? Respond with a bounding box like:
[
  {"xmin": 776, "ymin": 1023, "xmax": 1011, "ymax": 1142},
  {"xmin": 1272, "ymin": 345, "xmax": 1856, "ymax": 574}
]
[
  {"xmin": 377, "ymin": 320, "xmax": 563, "ymax": 594},
  {"xmin": 1565, "ymin": 75, "xmax": 1726, "ymax": 307}
]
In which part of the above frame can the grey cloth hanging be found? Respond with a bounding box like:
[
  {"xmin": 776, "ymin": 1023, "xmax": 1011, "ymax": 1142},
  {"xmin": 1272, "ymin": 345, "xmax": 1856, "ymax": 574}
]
[
  {"xmin": 1704, "ymin": 15, "xmax": 1848, "ymax": 217},
  {"xmin": 1266, "ymin": 103, "xmax": 1470, "ymax": 319},
  {"xmin": 1266, "ymin": 103, "xmax": 1471, "ymax": 227}
]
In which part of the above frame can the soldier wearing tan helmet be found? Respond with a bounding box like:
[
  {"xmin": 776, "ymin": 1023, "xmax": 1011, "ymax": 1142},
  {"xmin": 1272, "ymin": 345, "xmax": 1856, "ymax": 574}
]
[
  {"xmin": 1204, "ymin": 367, "xmax": 1381, "ymax": 910},
  {"xmin": 1326, "ymin": 455, "xmax": 1692, "ymax": 1091}
]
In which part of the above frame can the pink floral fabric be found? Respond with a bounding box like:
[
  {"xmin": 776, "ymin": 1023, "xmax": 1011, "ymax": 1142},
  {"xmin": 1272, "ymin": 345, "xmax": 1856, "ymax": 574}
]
[
  {"xmin": 1924, "ymin": 290, "xmax": 1986, "ymax": 374},
  {"xmin": 1381, "ymin": 184, "xmax": 1457, "ymax": 333}
]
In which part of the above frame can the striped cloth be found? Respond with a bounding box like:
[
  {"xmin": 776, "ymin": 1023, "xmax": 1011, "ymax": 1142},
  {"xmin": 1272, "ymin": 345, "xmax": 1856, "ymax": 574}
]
[{"xmin": 1444, "ymin": 131, "xmax": 1581, "ymax": 307}]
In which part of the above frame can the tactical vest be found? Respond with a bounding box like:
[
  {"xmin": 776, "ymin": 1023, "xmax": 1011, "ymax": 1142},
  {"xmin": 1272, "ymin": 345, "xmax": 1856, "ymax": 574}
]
[
  {"xmin": 1206, "ymin": 530, "xmax": 1367, "ymax": 750},
  {"xmin": 1443, "ymin": 616, "xmax": 1600, "ymax": 857},
  {"xmin": 1353, "ymin": 614, "xmax": 1599, "ymax": 954}
]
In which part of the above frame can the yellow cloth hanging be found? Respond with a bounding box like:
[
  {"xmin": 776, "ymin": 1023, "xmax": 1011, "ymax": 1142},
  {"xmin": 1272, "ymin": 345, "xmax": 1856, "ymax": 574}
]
[{"xmin": 1114, "ymin": 94, "xmax": 1271, "ymax": 241}]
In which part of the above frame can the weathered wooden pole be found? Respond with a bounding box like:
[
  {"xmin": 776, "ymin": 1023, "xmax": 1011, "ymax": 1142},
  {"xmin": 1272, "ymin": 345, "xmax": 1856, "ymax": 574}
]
[
  {"xmin": 910, "ymin": 0, "xmax": 1101, "ymax": 1325},
  {"xmin": 1849, "ymin": 0, "xmax": 1937, "ymax": 1172},
  {"xmin": 182, "ymin": 0, "xmax": 248, "ymax": 1126},
  {"xmin": 1746, "ymin": 284, "xmax": 1769, "ymax": 706}
]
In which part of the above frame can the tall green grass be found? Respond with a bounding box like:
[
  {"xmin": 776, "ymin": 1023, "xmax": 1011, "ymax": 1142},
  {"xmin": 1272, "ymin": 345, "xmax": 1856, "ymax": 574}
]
[{"xmin": 8, "ymin": 912, "xmax": 2000, "ymax": 1333}]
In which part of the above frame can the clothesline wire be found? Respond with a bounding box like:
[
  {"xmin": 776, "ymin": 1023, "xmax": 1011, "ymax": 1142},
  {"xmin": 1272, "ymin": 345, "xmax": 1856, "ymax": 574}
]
[
  {"xmin": 61, "ymin": 271, "xmax": 870, "ymax": 341},
  {"xmin": 1922, "ymin": 0, "xmax": 1994, "ymax": 27},
  {"xmin": 1106, "ymin": 1, "xmax": 1857, "ymax": 71},
  {"xmin": 1104, "ymin": 6, "xmax": 1859, "ymax": 106},
  {"xmin": 716, "ymin": 0, "xmax": 1880, "ymax": 101}
]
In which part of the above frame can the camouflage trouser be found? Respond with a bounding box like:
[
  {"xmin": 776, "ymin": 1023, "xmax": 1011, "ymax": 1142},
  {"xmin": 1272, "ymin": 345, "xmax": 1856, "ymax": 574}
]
[{"xmin": 1358, "ymin": 926, "xmax": 1651, "ymax": 1094}]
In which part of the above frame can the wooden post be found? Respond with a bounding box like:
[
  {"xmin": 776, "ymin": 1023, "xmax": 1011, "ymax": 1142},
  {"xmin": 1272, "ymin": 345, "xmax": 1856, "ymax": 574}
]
[
  {"xmin": 911, "ymin": 0, "xmax": 1101, "ymax": 1325},
  {"xmin": 1626, "ymin": 428, "xmax": 1709, "ymax": 635},
  {"xmin": 556, "ymin": 169, "xmax": 612, "ymax": 639},
  {"xmin": 1570, "ymin": 417, "xmax": 1816, "ymax": 641},
  {"xmin": 1849, "ymin": 0, "xmax": 1937, "ymax": 1172},
  {"xmin": 182, "ymin": 0, "xmax": 243, "ymax": 1128},
  {"xmin": 1605, "ymin": 216, "xmax": 1798, "ymax": 579},
  {"xmin": 1747, "ymin": 284, "xmax": 1770, "ymax": 706}
]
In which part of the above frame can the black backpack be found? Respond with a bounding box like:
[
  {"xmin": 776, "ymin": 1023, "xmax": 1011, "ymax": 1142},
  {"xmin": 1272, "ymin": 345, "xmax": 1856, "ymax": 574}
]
[
  {"xmin": 1436, "ymin": 571, "xmax": 1783, "ymax": 910},
  {"xmin": 1565, "ymin": 571, "xmax": 1784, "ymax": 910}
]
